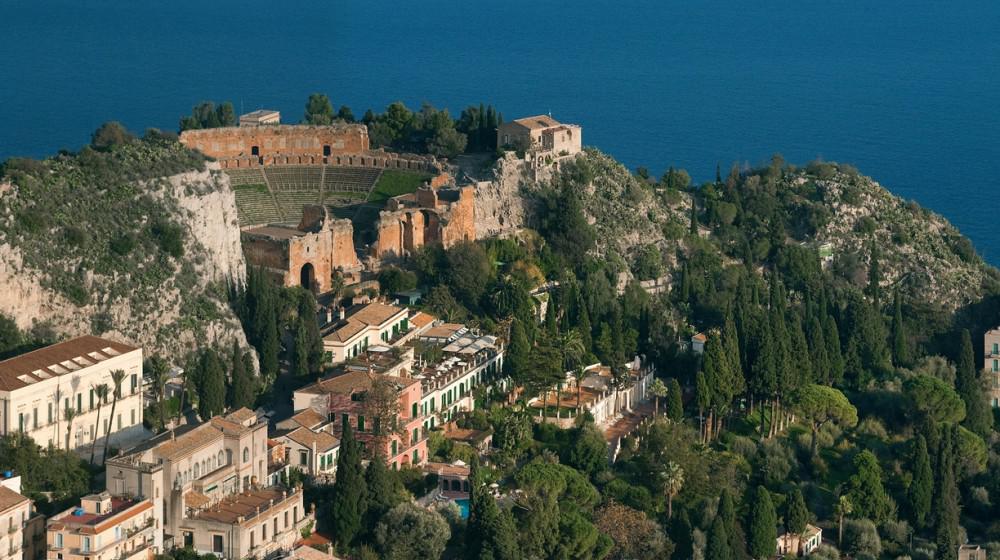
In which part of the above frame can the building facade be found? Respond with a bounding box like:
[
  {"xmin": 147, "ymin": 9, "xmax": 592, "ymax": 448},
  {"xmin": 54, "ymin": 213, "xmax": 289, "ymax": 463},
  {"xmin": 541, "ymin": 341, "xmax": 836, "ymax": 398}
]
[
  {"xmin": 497, "ymin": 115, "xmax": 582, "ymax": 157},
  {"xmin": 0, "ymin": 336, "xmax": 144, "ymax": 452},
  {"xmin": 985, "ymin": 327, "xmax": 1000, "ymax": 407},
  {"xmin": 239, "ymin": 110, "xmax": 280, "ymax": 127},
  {"xmin": 320, "ymin": 303, "xmax": 413, "ymax": 364},
  {"xmin": 1, "ymin": 472, "xmax": 44, "ymax": 560},
  {"xmin": 46, "ymin": 493, "xmax": 156, "ymax": 560}
]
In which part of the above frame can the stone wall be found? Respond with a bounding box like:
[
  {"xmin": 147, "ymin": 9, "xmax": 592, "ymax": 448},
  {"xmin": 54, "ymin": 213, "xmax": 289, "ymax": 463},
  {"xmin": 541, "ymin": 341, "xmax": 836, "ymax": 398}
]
[{"xmin": 180, "ymin": 124, "xmax": 370, "ymax": 161}]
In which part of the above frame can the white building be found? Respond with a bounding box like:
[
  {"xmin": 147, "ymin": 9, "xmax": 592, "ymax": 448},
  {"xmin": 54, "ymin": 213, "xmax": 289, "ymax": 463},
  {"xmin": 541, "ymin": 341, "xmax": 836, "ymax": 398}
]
[
  {"xmin": 320, "ymin": 303, "xmax": 415, "ymax": 364},
  {"xmin": 0, "ymin": 336, "xmax": 144, "ymax": 452},
  {"xmin": 776, "ymin": 524, "xmax": 822, "ymax": 556},
  {"xmin": 1, "ymin": 472, "xmax": 45, "ymax": 560}
]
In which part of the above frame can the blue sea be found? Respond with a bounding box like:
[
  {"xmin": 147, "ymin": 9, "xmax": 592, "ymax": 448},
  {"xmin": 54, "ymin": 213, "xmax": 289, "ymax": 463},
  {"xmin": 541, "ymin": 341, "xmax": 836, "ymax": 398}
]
[{"xmin": 3, "ymin": 0, "xmax": 998, "ymax": 262}]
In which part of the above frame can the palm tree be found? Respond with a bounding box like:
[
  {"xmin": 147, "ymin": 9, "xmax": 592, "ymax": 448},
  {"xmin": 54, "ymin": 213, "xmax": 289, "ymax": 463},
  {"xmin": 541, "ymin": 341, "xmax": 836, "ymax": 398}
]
[
  {"xmin": 649, "ymin": 378, "xmax": 668, "ymax": 416},
  {"xmin": 557, "ymin": 329, "xmax": 585, "ymax": 372},
  {"xmin": 835, "ymin": 495, "xmax": 852, "ymax": 547},
  {"xmin": 63, "ymin": 406, "xmax": 78, "ymax": 451},
  {"xmin": 148, "ymin": 358, "xmax": 170, "ymax": 431},
  {"xmin": 660, "ymin": 461, "xmax": 684, "ymax": 519},
  {"xmin": 88, "ymin": 384, "xmax": 109, "ymax": 464},
  {"xmin": 102, "ymin": 369, "xmax": 126, "ymax": 465}
]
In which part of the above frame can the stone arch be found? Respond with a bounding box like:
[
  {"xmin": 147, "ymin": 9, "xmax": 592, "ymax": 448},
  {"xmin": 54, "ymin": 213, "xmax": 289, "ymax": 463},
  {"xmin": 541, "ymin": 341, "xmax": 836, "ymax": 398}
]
[{"xmin": 300, "ymin": 263, "xmax": 316, "ymax": 292}]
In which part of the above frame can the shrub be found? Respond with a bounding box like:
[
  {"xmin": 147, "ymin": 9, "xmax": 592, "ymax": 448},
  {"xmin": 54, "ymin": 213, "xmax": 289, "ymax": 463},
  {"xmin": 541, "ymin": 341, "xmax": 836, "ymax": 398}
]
[{"xmin": 844, "ymin": 519, "xmax": 881, "ymax": 559}]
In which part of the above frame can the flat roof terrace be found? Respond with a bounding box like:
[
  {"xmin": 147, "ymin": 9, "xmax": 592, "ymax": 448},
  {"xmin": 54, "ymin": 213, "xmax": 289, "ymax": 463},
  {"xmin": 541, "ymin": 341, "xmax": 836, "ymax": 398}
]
[{"xmin": 188, "ymin": 486, "xmax": 300, "ymax": 526}]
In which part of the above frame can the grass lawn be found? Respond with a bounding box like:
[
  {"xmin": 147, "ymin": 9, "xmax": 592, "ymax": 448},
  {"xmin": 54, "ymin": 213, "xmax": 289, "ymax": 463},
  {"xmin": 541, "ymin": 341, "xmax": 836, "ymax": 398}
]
[
  {"xmin": 233, "ymin": 183, "xmax": 270, "ymax": 193},
  {"xmin": 368, "ymin": 170, "xmax": 432, "ymax": 203}
]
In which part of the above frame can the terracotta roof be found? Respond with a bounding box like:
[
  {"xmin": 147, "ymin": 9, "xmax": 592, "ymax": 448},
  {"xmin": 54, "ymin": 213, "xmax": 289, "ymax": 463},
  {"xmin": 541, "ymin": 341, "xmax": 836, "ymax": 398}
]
[
  {"xmin": 0, "ymin": 486, "xmax": 29, "ymax": 513},
  {"xmin": 155, "ymin": 423, "xmax": 222, "ymax": 461},
  {"xmin": 298, "ymin": 370, "xmax": 418, "ymax": 396},
  {"xmin": 444, "ymin": 428, "xmax": 491, "ymax": 444},
  {"xmin": 409, "ymin": 312, "xmax": 436, "ymax": 329},
  {"xmin": 422, "ymin": 323, "xmax": 465, "ymax": 340},
  {"xmin": 511, "ymin": 115, "xmax": 562, "ymax": 130},
  {"xmin": 284, "ymin": 427, "xmax": 339, "ymax": 452},
  {"xmin": 185, "ymin": 491, "xmax": 211, "ymax": 510},
  {"xmin": 692, "ymin": 332, "xmax": 707, "ymax": 342},
  {"xmin": 0, "ymin": 336, "xmax": 138, "ymax": 391},
  {"xmin": 323, "ymin": 320, "xmax": 367, "ymax": 343},
  {"xmin": 423, "ymin": 461, "xmax": 471, "ymax": 477},
  {"xmin": 289, "ymin": 409, "xmax": 326, "ymax": 430},
  {"xmin": 348, "ymin": 303, "xmax": 406, "ymax": 327},
  {"xmin": 191, "ymin": 487, "xmax": 292, "ymax": 524},
  {"xmin": 290, "ymin": 546, "xmax": 334, "ymax": 560},
  {"xmin": 225, "ymin": 408, "xmax": 257, "ymax": 424}
]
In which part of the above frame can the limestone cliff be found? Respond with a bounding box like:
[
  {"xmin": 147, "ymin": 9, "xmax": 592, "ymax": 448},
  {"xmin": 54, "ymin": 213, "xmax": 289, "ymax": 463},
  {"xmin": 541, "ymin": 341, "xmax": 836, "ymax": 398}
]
[
  {"xmin": 0, "ymin": 139, "xmax": 250, "ymax": 359},
  {"xmin": 475, "ymin": 148, "xmax": 998, "ymax": 312}
]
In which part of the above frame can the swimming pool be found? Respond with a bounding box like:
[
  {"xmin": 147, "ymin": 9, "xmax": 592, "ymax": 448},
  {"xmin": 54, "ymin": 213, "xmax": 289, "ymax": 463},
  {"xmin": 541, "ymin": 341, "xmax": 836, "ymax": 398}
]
[{"xmin": 455, "ymin": 498, "xmax": 470, "ymax": 519}]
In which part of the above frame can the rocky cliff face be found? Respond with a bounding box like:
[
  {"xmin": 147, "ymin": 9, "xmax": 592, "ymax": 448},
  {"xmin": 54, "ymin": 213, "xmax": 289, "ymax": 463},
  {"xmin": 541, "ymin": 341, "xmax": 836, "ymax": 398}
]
[
  {"xmin": 476, "ymin": 148, "xmax": 997, "ymax": 312},
  {"xmin": 0, "ymin": 142, "xmax": 250, "ymax": 359}
]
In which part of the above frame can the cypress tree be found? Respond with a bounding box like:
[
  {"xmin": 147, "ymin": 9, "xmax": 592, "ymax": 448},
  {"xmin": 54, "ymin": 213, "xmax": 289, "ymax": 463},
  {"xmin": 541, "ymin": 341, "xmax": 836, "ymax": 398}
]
[
  {"xmin": 722, "ymin": 315, "xmax": 745, "ymax": 395},
  {"xmin": 298, "ymin": 293, "xmax": 324, "ymax": 374},
  {"xmin": 666, "ymin": 378, "xmax": 684, "ymax": 421},
  {"xmin": 909, "ymin": 435, "xmax": 933, "ymax": 530},
  {"xmin": 578, "ymin": 305, "xmax": 594, "ymax": 355},
  {"xmin": 467, "ymin": 462, "xmax": 519, "ymax": 559},
  {"xmin": 824, "ymin": 314, "xmax": 844, "ymax": 385},
  {"xmin": 228, "ymin": 342, "xmax": 255, "ymax": 410},
  {"xmin": 363, "ymin": 456, "xmax": 402, "ymax": 535},
  {"xmin": 330, "ymin": 422, "xmax": 368, "ymax": 548},
  {"xmin": 891, "ymin": 289, "xmax": 910, "ymax": 367},
  {"xmin": 259, "ymin": 298, "xmax": 280, "ymax": 379},
  {"xmin": 669, "ymin": 508, "xmax": 694, "ymax": 560},
  {"xmin": 506, "ymin": 319, "xmax": 531, "ymax": 384},
  {"xmin": 847, "ymin": 450, "xmax": 892, "ymax": 525},
  {"xmin": 747, "ymin": 486, "xmax": 777, "ymax": 560},
  {"xmin": 707, "ymin": 514, "xmax": 734, "ymax": 560},
  {"xmin": 934, "ymin": 428, "xmax": 960, "ymax": 560},
  {"xmin": 957, "ymin": 329, "xmax": 991, "ymax": 437},
  {"xmin": 786, "ymin": 487, "xmax": 808, "ymax": 545},
  {"xmin": 867, "ymin": 246, "xmax": 882, "ymax": 309},
  {"xmin": 197, "ymin": 349, "xmax": 225, "ymax": 419},
  {"xmin": 695, "ymin": 371, "xmax": 711, "ymax": 440},
  {"xmin": 690, "ymin": 197, "xmax": 698, "ymax": 234},
  {"xmin": 807, "ymin": 316, "xmax": 830, "ymax": 385},
  {"xmin": 292, "ymin": 318, "xmax": 310, "ymax": 378},
  {"xmin": 718, "ymin": 489, "xmax": 745, "ymax": 559},
  {"xmin": 789, "ymin": 313, "xmax": 813, "ymax": 386}
]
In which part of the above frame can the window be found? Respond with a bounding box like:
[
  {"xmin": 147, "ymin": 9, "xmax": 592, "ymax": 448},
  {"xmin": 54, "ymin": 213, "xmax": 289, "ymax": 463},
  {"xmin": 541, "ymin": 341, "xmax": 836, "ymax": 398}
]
[
  {"xmin": 412, "ymin": 428, "xmax": 419, "ymax": 445},
  {"xmin": 994, "ymin": 359, "xmax": 998, "ymax": 372},
  {"xmin": 284, "ymin": 511, "xmax": 289, "ymax": 528},
  {"xmin": 82, "ymin": 537, "xmax": 91, "ymax": 552},
  {"xmin": 262, "ymin": 523, "xmax": 267, "ymax": 541},
  {"xmin": 273, "ymin": 518, "xmax": 278, "ymax": 541},
  {"xmin": 90, "ymin": 389, "xmax": 95, "ymax": 410},
  {"xmin": 48, "ymin": 403, "xmax": 53, "ymax": 424},
  {"xmin": 994, "ymin": 342, "xmax": 999, "ymax": 354},
  {"xmin": 341, "ymin": 413, "xmax": 349, "ymax": 431},
  {"xmin": 299, "ymin": 450, "xmax": 308, "ymax": 466},
  {"xmin": 55, "ymin": 534, "xmax": 63, "ymax": 548},
  {"xmin": 194, "ymin": 464, "xmax": 200, "ymax": 478},
  {"xmin": 357, "ymin": 415, "xmax": 365, "ymax": 432},
  {"xmin": 293, "ymin": 507, "xmax": 298, "ymax": 523},
  {"xmin": 411, "ymin": 403, "xmax": 417, "ymax": 418},
  {"xmin": 243, "ymin": 447, "xmax": 249, "ymax": 463},
  {"xmin": 131, "ymin": 374, "xmax": 137, "ymax": 394},
  {"xmin": 18, "ymin": 413, "xmax": 24, "ymax": 432},
  {"xmin": 212, "ymin": 535, "xmax": 223, "ymax": 554},
  {"xmin": 76, "ymin": 394, "xmax": 82, "ymax": 413}
]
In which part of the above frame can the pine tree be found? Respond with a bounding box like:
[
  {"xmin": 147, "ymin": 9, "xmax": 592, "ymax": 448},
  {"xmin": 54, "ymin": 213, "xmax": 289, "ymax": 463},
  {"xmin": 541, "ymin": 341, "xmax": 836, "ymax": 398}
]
[
  {"xmin": 747, "ymin": 485, "xmax": 777, "ymax": 560},
  {"xmin": 330, "ymin": 422, "xmax": 368, "ymax": 548},
  {"xmin": 197, "ymin": 349, "xmax": 226, "ymax": 419},
  {"xmin": 934, "ymin": 428, "xmax": 960, "ymax": 560},
  {"xmin": 891, "ymin": 289, "xmax": 910, "ymax": 367},
  {"xmin": 957, "ymin": 329, "xmax": 991, "ymax": 437},
  {"xmin": 707, "ymin": 514, "xmax": 734, "ymax": 560},
  {"xmin": 666, "ymin": 378, "xmax": 684, "ymax": 421},
  {"xmin": 909, "ymin": 435, "xmax": 933, "ymax": 530}
]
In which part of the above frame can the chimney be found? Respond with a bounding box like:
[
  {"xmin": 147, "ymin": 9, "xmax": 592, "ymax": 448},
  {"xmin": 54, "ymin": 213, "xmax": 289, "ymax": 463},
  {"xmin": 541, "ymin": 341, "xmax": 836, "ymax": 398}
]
[
  {"xmin": 325, "ymin": 307, "xmax": 332, "ymax": 324},
  {"xmin": 338, "ymin": 307, "xmax": 346, "ymax": 321}
]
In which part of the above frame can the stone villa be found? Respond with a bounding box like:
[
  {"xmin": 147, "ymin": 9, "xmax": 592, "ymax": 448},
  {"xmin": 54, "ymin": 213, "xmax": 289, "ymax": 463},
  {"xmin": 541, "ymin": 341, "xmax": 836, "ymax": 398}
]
[{"xmin": 497, "ymin": 115, "xmax": 582, "ymax": 158}]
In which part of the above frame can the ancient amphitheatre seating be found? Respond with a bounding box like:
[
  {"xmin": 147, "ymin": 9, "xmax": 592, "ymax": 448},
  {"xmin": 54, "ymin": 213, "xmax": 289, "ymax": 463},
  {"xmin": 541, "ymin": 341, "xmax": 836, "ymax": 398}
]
[{"xmin": 223, "ymin": 164, "xmax": 384, "ymax": 227}]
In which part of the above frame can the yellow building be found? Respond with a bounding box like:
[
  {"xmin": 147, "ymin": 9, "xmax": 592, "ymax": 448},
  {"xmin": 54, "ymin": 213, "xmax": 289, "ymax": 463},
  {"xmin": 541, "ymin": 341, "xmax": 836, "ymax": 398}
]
[
  {"xmin": 46, "ymin": 492, "xmax": 156, "ymax": 560},
  {"xmin": 0, "ymin": 336, "xmax": 144, "ymax": 452}
]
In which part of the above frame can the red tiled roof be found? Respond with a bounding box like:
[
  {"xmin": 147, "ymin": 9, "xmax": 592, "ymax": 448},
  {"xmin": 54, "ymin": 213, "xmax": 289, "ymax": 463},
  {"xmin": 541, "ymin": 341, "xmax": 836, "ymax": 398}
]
[{"xmin": 0, "ymin": 336, "xmax": 138, "ymax": 391}]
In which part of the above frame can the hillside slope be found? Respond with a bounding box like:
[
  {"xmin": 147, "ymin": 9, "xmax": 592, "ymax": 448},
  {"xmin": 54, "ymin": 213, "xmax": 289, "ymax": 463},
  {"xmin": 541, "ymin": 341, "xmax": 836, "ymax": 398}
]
[
  {"xmin": 477, "ymin": 149, "xmax": 998, "ymax": 313},
  {"xmin": 0, "ymin": 137, "xmax": 249, "ymax": 357}
]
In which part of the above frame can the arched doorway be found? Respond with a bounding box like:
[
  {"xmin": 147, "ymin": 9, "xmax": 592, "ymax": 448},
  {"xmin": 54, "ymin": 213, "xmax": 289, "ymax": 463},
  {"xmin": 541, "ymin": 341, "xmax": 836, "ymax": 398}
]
[{"xmin": 300, "ymin": 263, "xmax": 316, "ymax": 292}]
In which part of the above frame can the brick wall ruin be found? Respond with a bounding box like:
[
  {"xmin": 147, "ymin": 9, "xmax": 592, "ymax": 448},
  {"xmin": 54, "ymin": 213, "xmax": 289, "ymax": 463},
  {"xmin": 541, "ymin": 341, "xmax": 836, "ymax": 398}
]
[
  {"xmin": 241, "ymin": 205, "xmax": 361, "ymax": 293},
  {"xmin": 371, "ymin": 178, "xmax": 476, "ymax": 260}
]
